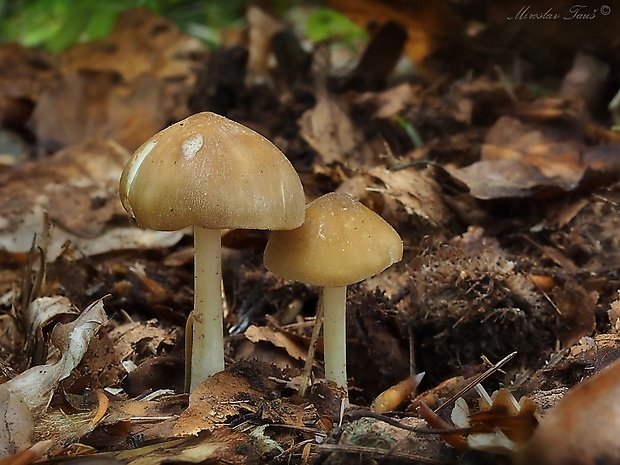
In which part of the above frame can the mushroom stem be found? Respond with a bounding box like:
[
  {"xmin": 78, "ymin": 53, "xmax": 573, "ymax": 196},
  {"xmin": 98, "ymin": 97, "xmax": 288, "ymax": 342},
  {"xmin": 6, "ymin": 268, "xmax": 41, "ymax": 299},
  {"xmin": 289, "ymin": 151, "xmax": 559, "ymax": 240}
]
[
  {"xmin": 322, "ymin": 285, "xmax": 348, "ymax": 393},
  {"xmin": 190, "ymin": 226, "xmax": 225, "ymax": 391}
]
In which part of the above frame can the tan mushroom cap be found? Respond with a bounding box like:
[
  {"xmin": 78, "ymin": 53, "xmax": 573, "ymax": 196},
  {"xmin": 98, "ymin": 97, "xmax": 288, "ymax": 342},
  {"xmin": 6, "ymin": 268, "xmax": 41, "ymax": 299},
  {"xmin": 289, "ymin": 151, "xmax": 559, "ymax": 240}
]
[
  {"xmin": 264, "ymin": 192, "xmax": 403, "ymax": 287},
  {"xmin": 119, "ymin": 112, "xmax": 305, "ymax": 231}
]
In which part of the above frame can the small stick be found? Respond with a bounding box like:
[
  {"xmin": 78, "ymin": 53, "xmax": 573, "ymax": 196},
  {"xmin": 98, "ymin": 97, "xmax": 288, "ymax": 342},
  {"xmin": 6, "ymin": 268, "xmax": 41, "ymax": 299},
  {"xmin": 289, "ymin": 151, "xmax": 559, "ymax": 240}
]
[
  {"xmin": 434, "ymin": 351, "xmax": 517, "ymax": 414},
  {"xmin": 298, "ymin": 294, "xmax": 326, "ymax": 398}
]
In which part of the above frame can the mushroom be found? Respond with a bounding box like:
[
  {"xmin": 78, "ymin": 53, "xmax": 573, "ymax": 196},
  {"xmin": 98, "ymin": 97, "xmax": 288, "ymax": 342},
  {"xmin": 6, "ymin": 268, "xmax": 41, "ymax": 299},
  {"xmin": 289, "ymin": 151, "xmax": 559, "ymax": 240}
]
[
  {"xmin": 264, "ymin": 192, "xmax": 403, "ymax": 396},
  {"xmin": 119, "ymin": 112, "xmax": 305, "ymax": 391}
]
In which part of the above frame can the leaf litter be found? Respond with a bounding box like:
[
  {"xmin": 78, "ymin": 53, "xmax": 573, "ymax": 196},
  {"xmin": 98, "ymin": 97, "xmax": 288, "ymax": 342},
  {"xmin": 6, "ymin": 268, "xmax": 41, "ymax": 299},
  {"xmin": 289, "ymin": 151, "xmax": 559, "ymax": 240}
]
[{"xmin": 1, "ymin": 3, "xmax": 620, "ymax": 464}]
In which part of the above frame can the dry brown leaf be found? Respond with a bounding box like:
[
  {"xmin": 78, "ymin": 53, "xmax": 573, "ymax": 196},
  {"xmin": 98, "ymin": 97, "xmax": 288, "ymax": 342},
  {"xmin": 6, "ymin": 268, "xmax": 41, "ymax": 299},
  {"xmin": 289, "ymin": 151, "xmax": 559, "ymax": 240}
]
[
  {"xmin": 337, "ymin": 166, "xmax": 452, "ymax": 246},
  {"xmin": 299, "ymin": 91, "xmax": 365, "ymax": 166},
  {"xmin": 0, "ymin": 299, "xmax": 107, "ymax": 458},
  {"xmin": 31, "ymin": 71, "xmax": 167, "ymax": 152},
  {"xmin": 518, "ymin": 357, "xmax": 620, "ymax": 465},
  {"xmin": 356, "ymin": 82, "xmax": 421, "ymax": 119},
  {"xmin": 445, "ymin": 159, "xmax": 571, "ymax": 200},
  {"xmin": 0, "ymin": 44, "xmax": 58, "ymax": 128},
  {"xmin": 551, "ymin": 279, "xmax": 598, "ymax": 347},
  {"xmin": 444, "ymin": 109, "xmax": 620, "ymax": 199},
  {"xmin": 244, "ymin": 324, "xmax": 308, "ymax": 361},
  {"xmin": 174, "ymin": 361, "xmax": 315, "ymax": 437},
  {"xmin": 28, "ymin": 8, "xmax": 206, "ymax": 152},
  {"xmin": 0, "ymin": 140, "xmax": 184, "ymax": 259},
  {"xmin": 608, "ymin": 293, "xmax": 620, "ymax": 332},
  {"xmin": 23, "ymin": 296, "xmax": 78, "ymax": 344},
  {"xmin": 60, "ymin": 8, "xmax": 203, "ymax": 85},
  {"xmin": 108, "ymin": 320, "xmax": 178, "ymax": 364},
  {"xmin": 0, "ymin": 386, "xmax": 33, "ymax": 458},
  {"xmin": 366, "ymin": 166, "xmax": 450, "ymax": 227}
]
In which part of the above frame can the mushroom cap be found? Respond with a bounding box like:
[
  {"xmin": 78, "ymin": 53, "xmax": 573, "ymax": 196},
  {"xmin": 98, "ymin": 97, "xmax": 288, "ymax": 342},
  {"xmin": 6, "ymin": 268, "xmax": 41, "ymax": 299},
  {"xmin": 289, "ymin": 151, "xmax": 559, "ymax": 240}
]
[
  {"xmin": 264, "ymin": 192, "xmax": 403, "ymax": 287},
  {"xmin": 119, "ymin": 112, "xmax": 305, "ymax": 231}
]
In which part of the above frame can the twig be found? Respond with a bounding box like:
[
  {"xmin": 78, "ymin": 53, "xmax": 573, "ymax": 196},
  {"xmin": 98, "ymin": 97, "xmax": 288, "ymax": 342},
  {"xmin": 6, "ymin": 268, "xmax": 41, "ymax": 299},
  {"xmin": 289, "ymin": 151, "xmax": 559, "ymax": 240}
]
[
  {"xmin": 313, "ymin": 443, "xmax": 448, "ymax": 464},
  {"xmin": 434, "ymin": 351, "xmax": 517, "ymax": 414},
  {"xmin": 298, "ymin": 292, "xmax": 326, "ymax": 398}
]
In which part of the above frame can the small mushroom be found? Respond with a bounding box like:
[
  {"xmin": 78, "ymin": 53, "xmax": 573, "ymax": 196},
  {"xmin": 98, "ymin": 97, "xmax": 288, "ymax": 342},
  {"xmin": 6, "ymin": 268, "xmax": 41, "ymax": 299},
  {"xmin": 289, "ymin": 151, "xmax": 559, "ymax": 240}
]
[
  {"xmin": 264, "ymin": 192, "xmax": 403, "ymax": 398},
  {"xmin": 119, "ymin": 112, "xmax": 305, "ymax": 391}
]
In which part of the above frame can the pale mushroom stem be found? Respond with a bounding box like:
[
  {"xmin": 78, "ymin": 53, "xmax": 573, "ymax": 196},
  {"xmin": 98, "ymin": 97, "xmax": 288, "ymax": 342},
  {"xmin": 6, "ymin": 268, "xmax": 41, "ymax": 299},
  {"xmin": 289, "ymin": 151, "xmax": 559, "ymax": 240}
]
[
  {"xmin": 322, "ymin": 286, "xmax": 348, "ymax": 396},
  {"xmin": 190, "ymin": 226, "xmax": 225, "ymax": 391}
]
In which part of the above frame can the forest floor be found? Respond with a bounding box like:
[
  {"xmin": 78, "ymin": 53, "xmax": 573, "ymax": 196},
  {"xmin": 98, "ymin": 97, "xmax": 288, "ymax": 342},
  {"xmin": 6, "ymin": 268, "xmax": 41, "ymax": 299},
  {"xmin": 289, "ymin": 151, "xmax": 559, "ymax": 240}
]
[{"xmin": 2, "ymin": 2, "xmax": 620, "ymax": 464}]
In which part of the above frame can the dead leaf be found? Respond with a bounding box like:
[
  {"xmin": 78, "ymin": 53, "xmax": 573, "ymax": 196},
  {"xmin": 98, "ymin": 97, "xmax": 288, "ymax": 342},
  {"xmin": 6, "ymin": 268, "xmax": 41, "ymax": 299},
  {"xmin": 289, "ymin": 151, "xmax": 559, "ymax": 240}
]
[
  {"xmin": 299, "ymin": 91, "xmax": 365, "ymax": 166},
  {"xmin": 31, "ymin": 71, "xmax": 167, "ymax": 152},
  {"xmin": 174, "ymin": 361, "xmax": 315, "ymax": 436},
  {"xmin": 3, "ymin": 298, "xmax": 108, "ymax": 410},
  {"xmin": 0, "ymin": 140, "xmax": 184, "ymax": 260},
  {"xmin": 60, "ymin": 8, "xmax": 204, "ymax": 86},
  {"xmin": 0, "ymin": 298, "xmax": 107, "ymax": 458},
  {"xmin": 366, "ymin": 166, "xmax": 451, "ymax": 228},
  {"xmin": 244, "ymin": 325, "xmax": 308, "ymax": 361},
  {"xmin": 443, "ymin": 111, "xmax": 620, "ymax": 199},
  {"xmin": 445, "ymin": 159, "xmax": 579, "ymax": 200},
  {"xmin": 551, "ymin": 279, "xmax": 598, "ymax": 347},
  {"xmin": 108, "ymin": 320, "xmax": 178, "ymax": 364},
  {"xmin": 0, "ymin": 386, "xmax": 33, "ymax": 458},
  {"xmin": 0, "ymin": 44, "xmax": 58, "ymax": 128},
  {"xmin": 23, "ymin": 296, "xmax": 78, "ymax": 344},
  {"xmin": 608, "ymin": 293, "xmax": 620, "ymax": 332},
  {"xmin": 518, "ymin": 356, "xmax": 620, "ymax": 465},
  {"xmin": 337, "ymin": 166, "xmax": 452, "ymax": 246},
  {"xmin": 356, "ymin": 82, "xmax": 422, "ymax": 119}
]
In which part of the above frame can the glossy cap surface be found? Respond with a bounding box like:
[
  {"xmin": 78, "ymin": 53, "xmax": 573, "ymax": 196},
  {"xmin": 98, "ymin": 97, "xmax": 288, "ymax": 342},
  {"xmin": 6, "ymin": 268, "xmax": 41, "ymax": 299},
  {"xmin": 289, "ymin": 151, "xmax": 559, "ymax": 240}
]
[
  {"xmin": 264, "ymin": 192, "xmax": 403, "ymax": 286},
  {"xmin": 119, "ymin": 112, "xmax": 305, "ymax": 231}
]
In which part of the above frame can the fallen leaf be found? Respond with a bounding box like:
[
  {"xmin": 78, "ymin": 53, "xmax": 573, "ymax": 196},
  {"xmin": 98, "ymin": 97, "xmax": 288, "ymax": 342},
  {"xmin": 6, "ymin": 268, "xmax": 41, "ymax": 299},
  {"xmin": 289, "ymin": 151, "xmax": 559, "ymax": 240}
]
[
  {"xmin": 517, "ymin": 357, "xmax": 620, "ymax": 465},
  {"xmin": 3, "ymin": 298, "xmax": 107, "ymax": 410},
  {"xmin": 244, "ymin": 325, "xmax": 308, "ymax": 361},
  {"xmin": 0, "ymin": 298, "xmax": 107, "ymax": 458},
  {"xmin": 174, "ymin": 361, "xmax": 315, "ymax": 436},
  {"xmin": 442, "ymin": 111, "xmax": 620, "ymax": 199},
  {"xmin": 0, "ymin": 140, "xmax": 184, "ymax": 260},
  {"xmin": 551, "ymin": 279, "xmax": 598, "ymax": 347},
  {"xmin": 356, "ymin": 82, "xmax": 422, "ymax": 119},
  {"xmin": 0, "ymin": 386, "xmax": 33, "ymax": 458},
  {"xmin": 299, "ymin": 91, "xmax": 365, "ymax": 166},
  {"xmin": 60, "ymin": 9, "xmax": 203, "ymax": 82},
  {"xmin": 31, "ymin": 71, "xmax": 167, "ymax": 152}
]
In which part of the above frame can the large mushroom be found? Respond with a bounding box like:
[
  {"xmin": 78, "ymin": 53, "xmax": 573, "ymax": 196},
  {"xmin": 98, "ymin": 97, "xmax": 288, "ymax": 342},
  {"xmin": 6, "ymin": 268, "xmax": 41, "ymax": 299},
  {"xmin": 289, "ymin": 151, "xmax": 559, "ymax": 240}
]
[
  {"xmin": 264, "ymin": 192, "xmax": 403, "ymax": 397},
  {"xmin": 119, "ymin": 111, "xmax": 305, "ymax": 391}
]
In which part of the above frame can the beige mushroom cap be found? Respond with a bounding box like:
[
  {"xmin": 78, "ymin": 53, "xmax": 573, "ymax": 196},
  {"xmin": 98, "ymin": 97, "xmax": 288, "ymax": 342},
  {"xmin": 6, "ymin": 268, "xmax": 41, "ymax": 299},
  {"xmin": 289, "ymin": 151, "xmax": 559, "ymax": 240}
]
[
  {"xmin": 264, "ymin": 192, "xmax": 403, "ymax": 287},
  {"xmin": 119, "ymin": 112, "xmax": 305, "ymax": 231}
]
